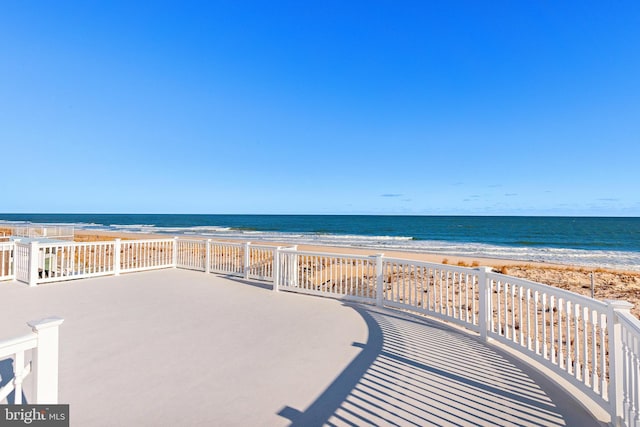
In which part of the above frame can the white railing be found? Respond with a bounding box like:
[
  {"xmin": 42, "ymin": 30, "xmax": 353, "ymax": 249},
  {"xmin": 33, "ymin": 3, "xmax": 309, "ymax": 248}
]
[
  {"xmin": 177, "ymin": 240, "xmax": 279, "ymax": 280},
  {"xmin": 12, "ymin": 238, "xmax": 282, "ymax": 286},
  {"xmin": 14, "ymin": 241, "xmax": 30, "ymax": 284},
  {"xmin": 36, "ymin": 241, "xmax": 116, "ymax": 284},
  {"xmin": 382, "ymin": 258, "xmax": 481, "ymax": 331},
  {"xmin": 176, "ymin": 239, "xmax": 207, "ymax": 271},
  {"xmin": 119, "ymin": 239, "xmax": 174, "ymax": 273},
  {"xmin": 12, "ymin": 238, "xmax": 175, "ymax": 285},
  {"xmin": 0, "ymin": 241, "xmax": 15, "ymax": 281},
  {"xmin": 13, "ymin": 226, "xmax": 74, "ymax": 240},
  {"xmin": 615, "ymin": 305, "xmax": 640, "ymax": 427},
  {"xmin": 210, "ymin": 242, "xmax": 245, "ymax": 276},
  {"xmin": 0, "ymin": 317, "xmax": 64, "ymax": 404},
  {"xmin": 277, "ymin": 249, "xmax": 377, "ymax": 304},
  {"xmin": 485, "ymin": 272, "xmax": 611, "ymax": 410},
  {"xmin": 273, "ymin": 250, "xmax": 640, "ymax": 426},
  {"xmin": 247, "ymin": 245, "xmax": 277, "ymax": 281},
  {"xmin": 6, "ymin": 237, "xmax": 640, "ymax": 425}
]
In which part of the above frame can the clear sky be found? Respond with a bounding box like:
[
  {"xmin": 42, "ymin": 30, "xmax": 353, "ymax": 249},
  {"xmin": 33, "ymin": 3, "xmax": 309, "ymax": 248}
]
[{"xmin": 1, "ymin": 1, "xmax": 639, "ymax": 216}]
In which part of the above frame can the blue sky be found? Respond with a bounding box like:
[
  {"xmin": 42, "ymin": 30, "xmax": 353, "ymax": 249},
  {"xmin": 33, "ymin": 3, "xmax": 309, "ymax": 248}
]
[{"xmin": 1, "ymin": 1, "xmax": 639, "ymax": 215}]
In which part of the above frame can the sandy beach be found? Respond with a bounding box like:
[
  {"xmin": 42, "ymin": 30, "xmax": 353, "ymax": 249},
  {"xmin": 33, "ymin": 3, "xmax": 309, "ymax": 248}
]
[{"xmin": 67, "ymin": 229, "xmax": 640, "ymax": 319}]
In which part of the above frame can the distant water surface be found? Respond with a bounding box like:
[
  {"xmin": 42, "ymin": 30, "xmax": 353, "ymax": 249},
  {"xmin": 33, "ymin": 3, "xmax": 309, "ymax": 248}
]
[{"xmin": 1, "ymin": 214, "xmax": 639, "ymax": 271}]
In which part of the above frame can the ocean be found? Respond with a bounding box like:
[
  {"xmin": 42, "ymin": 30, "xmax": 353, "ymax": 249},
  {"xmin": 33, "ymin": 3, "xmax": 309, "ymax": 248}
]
[{"xmin": 1, "ymin": 214, "xmax": 639, "ymax": 271}]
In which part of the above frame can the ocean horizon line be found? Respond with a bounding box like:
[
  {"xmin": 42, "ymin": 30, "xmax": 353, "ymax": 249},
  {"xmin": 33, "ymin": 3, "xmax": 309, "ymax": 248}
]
[{"xmin": 1, "ymin": 212, "xmax": 639, "ymax": 218}]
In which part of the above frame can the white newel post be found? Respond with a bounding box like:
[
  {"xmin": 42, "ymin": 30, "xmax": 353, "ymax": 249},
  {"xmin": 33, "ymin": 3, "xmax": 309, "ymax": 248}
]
[
  {"xmin": 172, "ymin": 237, "xmax": 179, "ymax": 268},
  {"xmin": 374, "ymin": 254, "xmax": 384, "ymax": 307},
  {"xmin": 114, "ymin": 239, "xmax": 121, "ymax": 275},
  {"xmin": 607, "ymin": 299, "xmax": 634, "ymax": 426},
  {"xmin": 280, "ymin": 246, "xmax": 298, "ymax": 287},
  {"xmin": 27, "ymin": 317, "xmax": 64, "ymax": 404},
  {"xmin": 244, "ymin": 242, "xmax": 251, "ymax": 280},
  {"xmin": 477, "ymin": 267, "xmax": 492, "ymax": 342},
  {"xmin": 28, "ymin": 241, "xmax": 39, "ymax": 287},
  {"xmin": 205, "ymin": 239, "xmax": 211, "ymax": 274},
  {"xmin": 273, "ymin": 247, "xmax": 281, "ymax": 292}
]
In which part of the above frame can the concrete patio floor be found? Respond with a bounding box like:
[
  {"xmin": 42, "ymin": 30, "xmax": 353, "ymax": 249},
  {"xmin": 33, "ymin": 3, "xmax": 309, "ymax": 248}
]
[{"xmin": 0, "ymin": 269, "xmax": 603, "ymax": 426}]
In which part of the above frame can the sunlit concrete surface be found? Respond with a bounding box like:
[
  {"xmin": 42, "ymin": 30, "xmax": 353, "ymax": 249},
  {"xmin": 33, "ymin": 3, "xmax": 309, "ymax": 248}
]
[{"xmin": 0, "ymin": 269, "xmax": 602, "ymax": 426}]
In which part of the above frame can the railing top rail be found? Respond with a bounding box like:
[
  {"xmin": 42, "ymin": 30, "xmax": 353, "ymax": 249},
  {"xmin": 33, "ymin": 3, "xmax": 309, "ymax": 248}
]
[
  {"xmin": 176, "ymin": 239, "xmax": 207, "ymax": 244},
  {"xmin": 382, "ymin": 257, "xmax": 480, "ymax": 274},
  {"xmin": 209, "ymin": 241, "xmax": 245, "ymax": 247},
  {"xmin": 618, "ymin": 309, "xmax": 640, "ymax": 335},
  {"xmin": 36, "ymin": 240, "xmax": 115, "ymax": 248},
  {"xmin": 249, "ymin": 244, "xmax": 281, "ymax": 250},
  {"xmin": 121, "ymin": 238, "xmax": 175, "ymax": 244},
  {"xmin": 0, "ymin": 332, "xmax": 38, "ymax": 358},
  {"xmin": 488, "ymin": 271, "xmax": 609, "ymax": 311}
]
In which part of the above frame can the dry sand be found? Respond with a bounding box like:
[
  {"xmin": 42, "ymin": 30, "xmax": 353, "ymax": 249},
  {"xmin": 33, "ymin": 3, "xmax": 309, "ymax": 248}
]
[{"xmin": 3, "ymin": 227, "xmax": 639, "ymax": 318}]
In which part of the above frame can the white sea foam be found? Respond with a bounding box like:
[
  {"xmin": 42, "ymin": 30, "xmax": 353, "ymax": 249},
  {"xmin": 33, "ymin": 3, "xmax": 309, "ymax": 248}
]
[
  {"xmin": 0, "ymin": 220, "xmax": 29, "ymax": 225},
  {"xmin": 316, "ymin": 234, "xmax": 414, "ymax": 241},
  {"xmin": 112, "ymin": 224, "xmax": 157, "ymax": 228},
  {"xmin": 153, "ymin": 226, "xmax": 233, "ymax": 233}
]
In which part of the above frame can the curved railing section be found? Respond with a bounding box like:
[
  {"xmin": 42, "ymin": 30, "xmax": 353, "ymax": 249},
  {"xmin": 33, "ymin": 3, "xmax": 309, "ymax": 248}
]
[
  {"xmin": 381, "ymin": 257, "xmax": 481, "ymax": 331},
  {"xmin": 274, "ymin": 249, "xmax": 638, "ymax": 426},
  {"xmin": 485, "ymin": 272, "xmax": 611, "ymax": 409},
  {"xmin": 4, "ymin": 237, "xmax": 639, "ymax": 425}
]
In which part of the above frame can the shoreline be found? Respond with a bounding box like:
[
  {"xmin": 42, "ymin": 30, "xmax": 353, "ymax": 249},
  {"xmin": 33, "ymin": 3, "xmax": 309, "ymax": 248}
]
[{"xmin": 73, "ymin": 229, "xmax": 622, "ymax": 272}]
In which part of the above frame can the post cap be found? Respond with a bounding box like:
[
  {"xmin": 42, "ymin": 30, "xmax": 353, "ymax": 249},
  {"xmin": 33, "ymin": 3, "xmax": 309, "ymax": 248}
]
[
  {"xmin": 605, "ymin": 300, "xmax": 634, "ymax": 310},
  {"xmin": 27, "ymin": 316, "xmax": 65, "ymax": 331}
]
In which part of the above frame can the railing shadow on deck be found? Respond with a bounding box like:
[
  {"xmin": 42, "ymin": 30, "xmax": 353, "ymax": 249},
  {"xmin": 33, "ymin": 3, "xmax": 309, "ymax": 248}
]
[
  {"xmin": 221, "ymin": 276, "xmax": 274, "ymax": 291},
  {"xmin": 279, "ymin": 304, "xmax": 600, "ymax": 427}
]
